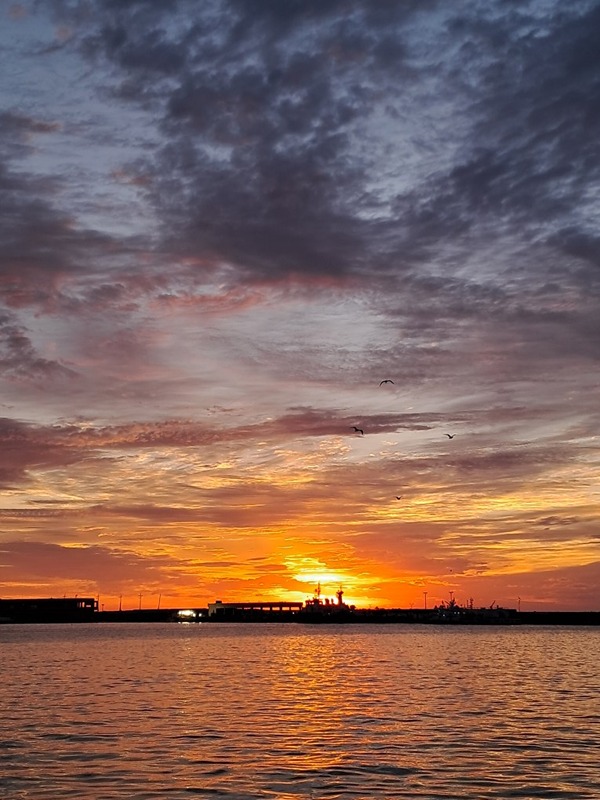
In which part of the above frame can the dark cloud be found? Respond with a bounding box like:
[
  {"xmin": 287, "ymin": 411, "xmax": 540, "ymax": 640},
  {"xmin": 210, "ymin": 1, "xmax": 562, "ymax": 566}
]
[
  {"xmin": 0, "ymin": 539, "xmax": 174, "ymax": 583},
  {"xmin": 50, "ymin": 1, "xmax": 413, "ymax": 281},
  {"xmin": 0, "ymin": 312, "xmax": 76, "ymax": 382},
  {"xmin": 17, "ymin": 0, "xmax": 600, "ymax": 356},
  {"xmin": 0, "ymin": 406, "xmax": 437, "ymax": 490},
  {"xmin": 0, "ymin": 158, "xmax": 120, "ymax": 314},
  {"xmin": 548, "ymin": 228, "xmax": 600, "ymax": 280},
  {"xmin": 0, "ymin": 402, "xmax": 584, "ymax": 490},
  {"xmin": 47, "ymin": 0, "xmax": 598, "ymax": 296},
  {"xmin": 436, "ymin": 445, "xmax": 578, "ymax": 501},
  {"xmin": 88, "ymin": 503, "xmax": 208, "ymax": 523},
  {"xmin": 0, "ymin": 114, "xmax": 76, "ymax": 288},
  {"xmin": 0, "ymin": 110, "xmax": 156, "ymax": 316},
  {"xmin": 0, "ymin": 417, "xmax": 91, "ymax": 488},
  {"xmin": 0, "ymin": 111, "xmax": 61, "ymax": 160}
]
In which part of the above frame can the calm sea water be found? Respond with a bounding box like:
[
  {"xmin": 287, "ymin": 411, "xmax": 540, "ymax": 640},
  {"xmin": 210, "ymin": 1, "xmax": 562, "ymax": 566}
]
[{"xmin": 1, "ymin": 623, "xmax": 599, "ymax": 800}]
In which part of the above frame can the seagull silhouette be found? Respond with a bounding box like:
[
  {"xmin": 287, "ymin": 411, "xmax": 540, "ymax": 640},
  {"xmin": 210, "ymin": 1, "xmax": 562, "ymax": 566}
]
[
  {"xmin": 379, "ymin": 379, "xmax": 394, "ymax": 386},
  {"xmin": 352, "ymin": 426, "xmax": 364, "ymax": 435},
  {"xmin": 395, "ymin": 496, "xmax": 402, "ymax": 500},
  {"xmin": 444, "ymin": 433, "xmax": 454, "ymax": 439}
]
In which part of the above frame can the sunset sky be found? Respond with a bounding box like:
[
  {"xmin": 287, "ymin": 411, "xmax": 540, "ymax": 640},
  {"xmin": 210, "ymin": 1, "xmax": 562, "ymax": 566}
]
[{"xmin": 1, "ymin": 0, "xmax": 599, "ymax": 612}]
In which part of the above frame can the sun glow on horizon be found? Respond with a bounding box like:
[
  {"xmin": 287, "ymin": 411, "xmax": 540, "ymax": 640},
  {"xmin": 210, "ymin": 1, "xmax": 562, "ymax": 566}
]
[{"xmin": 293, "ymin": 571, "xmax": 347, "ymax": 586}]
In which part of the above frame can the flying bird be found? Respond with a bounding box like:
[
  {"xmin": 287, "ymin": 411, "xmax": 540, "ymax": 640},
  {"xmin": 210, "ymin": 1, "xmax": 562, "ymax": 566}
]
[
  {"xmin": 395, "ymin": 496, "xmax": 402, "ymax": 500},
  {"xmin": 352, "ymin": 426, "xmax": 364, "ymax": 435},
  {"xmin": 444, "ymin": 433, "xmax": 454, "ymax": 439},
  {"xmin": 379, "ymin": 379, "xmax": 394, "ymax": 386}
]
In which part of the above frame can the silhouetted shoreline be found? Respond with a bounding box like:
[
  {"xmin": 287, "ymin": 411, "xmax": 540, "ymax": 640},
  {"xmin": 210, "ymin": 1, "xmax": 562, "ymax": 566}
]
[{"xmin": 2, "ymin": 597, "xmax": 600, "ymax": 625}]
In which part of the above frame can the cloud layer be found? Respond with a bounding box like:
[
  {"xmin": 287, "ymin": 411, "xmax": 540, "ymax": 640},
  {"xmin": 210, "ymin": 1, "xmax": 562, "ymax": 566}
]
[{"xmin": 0, "ymin": 0, "xmax": 599, "ymax": 609}]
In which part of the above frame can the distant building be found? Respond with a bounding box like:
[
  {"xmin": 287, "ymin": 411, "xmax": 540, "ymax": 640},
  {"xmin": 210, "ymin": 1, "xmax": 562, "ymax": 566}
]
[{"xmin": 0, "ymin": 597, "xmax": 98, "ymax": 624}]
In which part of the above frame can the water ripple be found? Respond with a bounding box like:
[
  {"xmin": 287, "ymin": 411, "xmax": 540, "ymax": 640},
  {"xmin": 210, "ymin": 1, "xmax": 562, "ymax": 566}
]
[{"xmin": 1, "ymin": 623, "xmax": 600, "ymax": 799}]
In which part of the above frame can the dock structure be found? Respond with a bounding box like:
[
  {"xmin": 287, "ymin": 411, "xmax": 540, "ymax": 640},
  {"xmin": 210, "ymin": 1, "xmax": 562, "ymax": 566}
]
[{"xmin": 207, "ymin": 600, "xmax": 304, "ymax": 619}]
